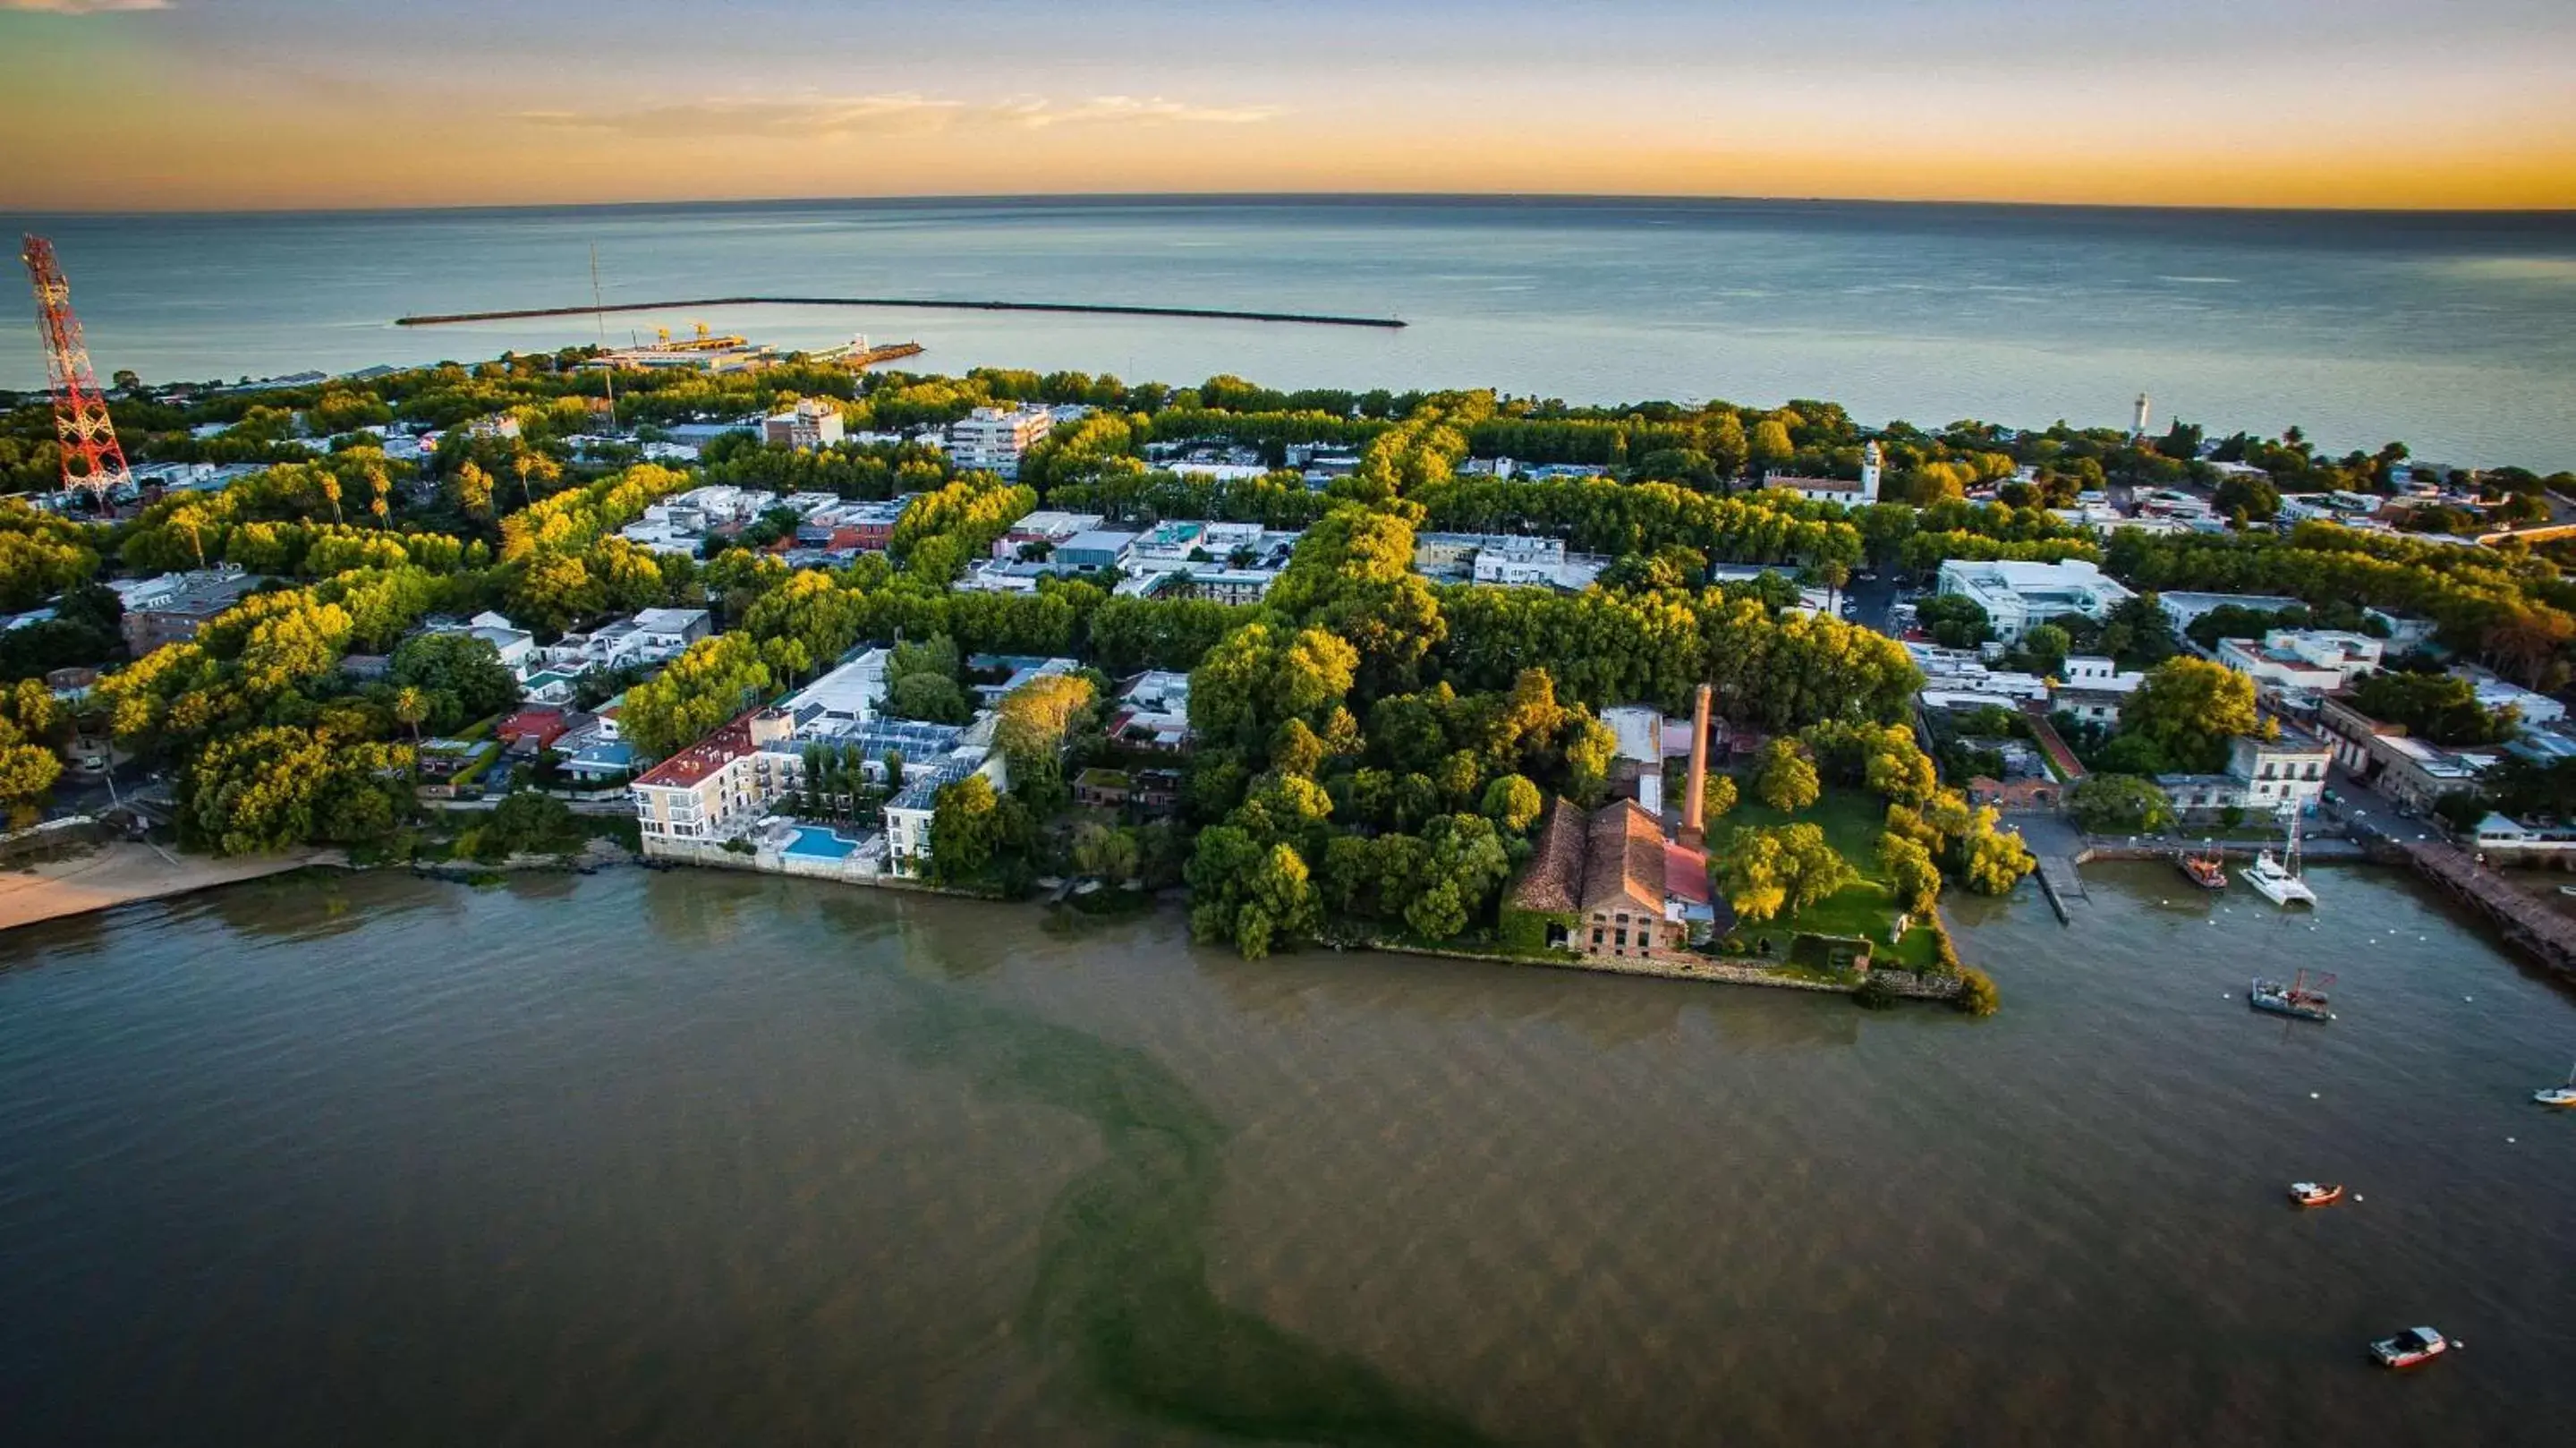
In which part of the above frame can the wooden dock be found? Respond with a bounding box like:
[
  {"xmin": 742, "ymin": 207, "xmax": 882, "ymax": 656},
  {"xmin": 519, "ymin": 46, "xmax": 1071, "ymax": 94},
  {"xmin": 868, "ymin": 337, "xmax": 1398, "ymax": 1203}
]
[{"xmin": 2399, "ymin": 838, "xmax": 2576, "ymax": 981}]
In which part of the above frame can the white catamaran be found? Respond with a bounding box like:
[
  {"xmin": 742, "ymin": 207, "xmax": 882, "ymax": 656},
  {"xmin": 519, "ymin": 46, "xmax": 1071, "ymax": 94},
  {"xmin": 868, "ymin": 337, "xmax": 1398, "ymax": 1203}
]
[{"xmin": 2240, "ymin": 805, "xmax": 2317, "ymax": 907}]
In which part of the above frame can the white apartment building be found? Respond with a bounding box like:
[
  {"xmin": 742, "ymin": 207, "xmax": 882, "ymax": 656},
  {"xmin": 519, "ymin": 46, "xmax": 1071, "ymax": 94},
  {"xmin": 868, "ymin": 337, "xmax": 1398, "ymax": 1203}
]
[
  {"xmin": 2154, "ymin": 592, "xmax": 2304, "ymax": 635},
  {"xmin": 2050, "ymin": 654, "xmax": 2146, "ymax": 725},
  {"xmin": 2215, "ymin": 629, "xmax": 2383, "ymax": 694},
  {"xmin": 2456, "ymin": 665, "xmax": 2566, "ymax": 728},
  {"xmin": 2231, "ymin": 728, "xmax": 2333, "ymax": 813},
  {"xmin": 761, "ymin": 399, "xmax": 846, "ymax": 451},
  {"xmin": 1934, "ymin": 558, "xmax": 2136, "ymax": 642},
  {"xmin": 948, "ymin": 405, "xmax": 1055, "ymax": 480}
]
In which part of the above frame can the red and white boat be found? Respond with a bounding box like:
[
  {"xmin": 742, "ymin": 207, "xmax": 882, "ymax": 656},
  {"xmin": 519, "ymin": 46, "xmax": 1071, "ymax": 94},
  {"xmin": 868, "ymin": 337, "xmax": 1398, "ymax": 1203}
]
[
  {"xmin": 2368, "ymin": 1326, "xmax": 2450, "ymax": 1369},
  {"xmin": 2289, "ymin": 1181, "xmax": 2343, "ymax": 1207}
]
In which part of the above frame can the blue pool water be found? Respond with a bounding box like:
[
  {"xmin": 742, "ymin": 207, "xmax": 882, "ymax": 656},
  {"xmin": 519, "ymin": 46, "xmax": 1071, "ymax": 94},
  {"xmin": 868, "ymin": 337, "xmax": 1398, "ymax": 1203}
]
[{"xmin": 781, "ymin": 827, "xmax": 857, "ymax": 861}]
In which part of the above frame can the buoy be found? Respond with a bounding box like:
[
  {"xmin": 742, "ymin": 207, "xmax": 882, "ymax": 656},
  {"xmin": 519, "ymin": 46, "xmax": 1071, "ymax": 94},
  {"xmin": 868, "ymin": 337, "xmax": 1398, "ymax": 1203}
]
[
  {"xmin": 2310, "ymin": 1092, "xmax": 2321, "ymax": 1099},
  {"xmin": 2353, "ymin": 1194, "xmax": 2364, "ymax": 1202}
]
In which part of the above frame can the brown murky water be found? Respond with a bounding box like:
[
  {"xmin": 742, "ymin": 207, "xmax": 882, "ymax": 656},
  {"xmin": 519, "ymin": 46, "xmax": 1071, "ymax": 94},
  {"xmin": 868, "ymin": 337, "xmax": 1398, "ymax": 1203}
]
[{"xmin": 2, "ymin": 861, "xmax": 2570, "ymax": 1446}]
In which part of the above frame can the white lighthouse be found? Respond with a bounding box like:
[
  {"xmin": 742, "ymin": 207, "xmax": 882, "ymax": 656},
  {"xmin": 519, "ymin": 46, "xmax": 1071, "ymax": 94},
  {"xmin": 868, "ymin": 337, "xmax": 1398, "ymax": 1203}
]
[
  {"xmin": 1860, "ymin": 439, "xmax": 1883, "ymax": 502},
  {"xmin": 2131, "ymin": 393, "xmax": 2152, "ymax": 439}
]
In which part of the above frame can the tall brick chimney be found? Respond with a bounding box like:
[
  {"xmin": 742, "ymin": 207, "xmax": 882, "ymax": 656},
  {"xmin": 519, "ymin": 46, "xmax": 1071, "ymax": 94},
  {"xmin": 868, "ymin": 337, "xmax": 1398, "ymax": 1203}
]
[{"xmin": 1680, "ymin": 683, "xmax": 1713, "ymax": 847}]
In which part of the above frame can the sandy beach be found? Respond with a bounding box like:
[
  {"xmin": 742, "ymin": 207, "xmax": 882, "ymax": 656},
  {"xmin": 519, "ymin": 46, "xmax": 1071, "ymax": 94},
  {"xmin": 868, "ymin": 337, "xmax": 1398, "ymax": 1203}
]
[{"xmin": 0, "ymin": 843, "xmax": 337, "ymax": 933}]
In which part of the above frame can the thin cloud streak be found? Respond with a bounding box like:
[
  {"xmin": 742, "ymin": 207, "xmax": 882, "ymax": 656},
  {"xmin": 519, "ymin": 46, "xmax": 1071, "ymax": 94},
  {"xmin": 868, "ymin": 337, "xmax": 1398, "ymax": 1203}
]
[{"xmin": 516, "ymin": 92, "xmax": 1281, "ymax": 140}]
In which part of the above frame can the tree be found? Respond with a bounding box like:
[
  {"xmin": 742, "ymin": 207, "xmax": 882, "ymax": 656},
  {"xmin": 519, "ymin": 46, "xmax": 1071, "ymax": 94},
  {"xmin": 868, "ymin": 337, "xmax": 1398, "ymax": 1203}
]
[
  {"xmin": 390, "ymin": 686, "xmax": 429, "ymax": 745},
  {"xmin": 1480, "ymin": 773, "xmax": 1543, "ymax": 834},
  {"xmin": 1720, "ymin": 822, "xmax": 1853, "ymax": 924},
  {"xmin": 927, "ymin": 773, "xmax": 1008, "ymax": 883},
  {"xmin": 1916, "ymin": 594, "xmax": 1992, "ymax": 649},
  {"xmin": 1957, "ymin": 808, "xmax": 2036, "ymax": 895},
  {"xmin": 455, "ymin": 462, "xmax": 495, "ymax": 519},
  {"xmin": 1755, "ymin": 737, "xmax": 1820, "ymax": 813},
  {"xmin": 2019, "ymin": 622, "xmax": 2071, "ymax": 677},
  {"xmin": 620, "ymin": 635, "xmax": 771, "ymax": 758},
  {"xmin": 1186, "ymin": 826, "xmax": 1321, "ymax": 959},
  {"xmin": 1878, "ymin": 832, "xmax": 1943, "ymax": 915},
  {"xmin": 886, "ymin": 671, "xmax": 971, "ymax": 724},
  {"xmin": 2116, "ymin": 658, "xmax": 2260, "ymax": 774},
  {"xmin": 2212, "ymin": 474, "xmax": 2280, "ymax": 522},
  {"xmin": 389, "ymin": 632, "xmax": 521, "ymax": 726},
  {"xmin": 1070, "ymin": 822, "xmax": 1142, "ymax": 882},
  {"xmin": 2067, "ymin": 773, "xmax": 2175, "ymax": 835},
  {"xmin": 1700, "ymin": 772, "xmax": 1739, "ymax": 821},
  {"xmin": 1955, "ymin": 967, "xmax": 2001, "ymax": 1017}
]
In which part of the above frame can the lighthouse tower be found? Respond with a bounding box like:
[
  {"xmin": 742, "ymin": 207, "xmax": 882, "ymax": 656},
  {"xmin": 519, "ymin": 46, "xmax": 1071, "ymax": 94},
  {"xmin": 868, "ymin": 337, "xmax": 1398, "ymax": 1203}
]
[
  {"xmin": 1859, "ymin": 440, "xmax": 1883, "ymax": 503},
  {"xmin": 2131, "ymin": 392, "xmax": 2152, "ymax": 439}
]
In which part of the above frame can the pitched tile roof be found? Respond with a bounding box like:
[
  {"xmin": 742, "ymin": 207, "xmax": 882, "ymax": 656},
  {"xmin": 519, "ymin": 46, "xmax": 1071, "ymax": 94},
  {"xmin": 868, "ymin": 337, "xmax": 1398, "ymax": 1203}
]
[
  {"xmin": 1582, "ymin": 799, "xmax": 1669, "ymax": 918},
  {"xmin": 1508, "ymin": 797, "xmax": 1587, "ymax": 915}
]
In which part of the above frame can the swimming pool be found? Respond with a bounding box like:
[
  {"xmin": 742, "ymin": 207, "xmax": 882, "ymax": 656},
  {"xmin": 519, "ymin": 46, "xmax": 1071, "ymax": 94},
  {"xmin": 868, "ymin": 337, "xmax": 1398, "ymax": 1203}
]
[{"xmin": 781, "ymin": 826, "xmax": 858, "ymax": 860}]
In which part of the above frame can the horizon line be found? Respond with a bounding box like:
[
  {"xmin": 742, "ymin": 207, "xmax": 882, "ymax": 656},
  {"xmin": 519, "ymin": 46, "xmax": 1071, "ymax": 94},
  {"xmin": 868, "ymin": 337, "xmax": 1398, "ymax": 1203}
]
[{"xmin": 8, "ymin": 188, "xmax": 2575, "ymax": 223}]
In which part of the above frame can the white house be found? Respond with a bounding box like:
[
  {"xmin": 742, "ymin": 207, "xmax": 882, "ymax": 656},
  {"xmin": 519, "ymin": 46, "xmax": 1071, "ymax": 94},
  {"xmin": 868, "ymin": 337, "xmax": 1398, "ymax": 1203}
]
[
  {"xmin": 2049, "ymin": 655, "xmax": 2146, "ymax": 725},
  {"xmin": 1934, "ymin": 558, "xmax": 2136, "ymax": 642},
  {"xmin": 2216, "ymin": 630, "xmax": 2385, "ymax": 694},
  {"xmin": 2455, "ymin": 665, "xmax": 2566, "ymax": 728},
  {"xmin": 1763, "ymin": 441, "xmax": 1882, "ymax": 507}
]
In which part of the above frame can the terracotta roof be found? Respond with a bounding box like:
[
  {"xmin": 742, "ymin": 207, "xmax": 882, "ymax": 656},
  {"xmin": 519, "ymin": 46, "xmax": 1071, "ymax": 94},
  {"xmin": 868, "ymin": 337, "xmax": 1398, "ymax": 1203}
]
[
  {"xmin": 1662, "ymin": 843, "xmax": 1712, "ymax": 907},
  {"xmin": 1581, "ymin": 799, "xmax": 1669, "ymax": 918},
  {"xmin": 1508, "ymin": 797, "xmax": 1586, "ymax": 915},
  {"xmin": 633, "ymin": 713, "xmax": 757, "ymax": 789}
]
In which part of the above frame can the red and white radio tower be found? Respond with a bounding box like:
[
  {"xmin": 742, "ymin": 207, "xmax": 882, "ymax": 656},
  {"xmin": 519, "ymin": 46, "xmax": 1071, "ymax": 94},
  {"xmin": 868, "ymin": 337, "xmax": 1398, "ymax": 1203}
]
[{"xmin": 20, "ymin": 234, "xmax": 132, "ymax": 508}]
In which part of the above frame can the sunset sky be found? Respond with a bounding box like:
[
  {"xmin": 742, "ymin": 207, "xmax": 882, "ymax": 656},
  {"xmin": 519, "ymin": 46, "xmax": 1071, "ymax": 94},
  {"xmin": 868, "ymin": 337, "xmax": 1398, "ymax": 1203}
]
[{"xmin": 4, "ymin": 0, "xmax": 2573, "ymax": 211}]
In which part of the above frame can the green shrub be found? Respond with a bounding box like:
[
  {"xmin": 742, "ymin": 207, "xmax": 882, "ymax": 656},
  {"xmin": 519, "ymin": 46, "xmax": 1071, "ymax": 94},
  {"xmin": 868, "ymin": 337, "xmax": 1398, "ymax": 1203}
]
[
  {"xmin": 1956, "ymin": 966, "xmax": 2001, "ymax": 1018},
  {"xmin": 1853, "ymin": 975, "xmax": 1899, "ymax": 1010}
]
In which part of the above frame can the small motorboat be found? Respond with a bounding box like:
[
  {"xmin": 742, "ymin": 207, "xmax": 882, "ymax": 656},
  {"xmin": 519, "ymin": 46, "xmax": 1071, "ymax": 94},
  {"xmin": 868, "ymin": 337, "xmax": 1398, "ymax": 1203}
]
[
  {"xmin": 2537, "ymin": 1058, "xmax": 2576, "ymax": 1108},
  {"xmin": 2249, "ymin": 970, "xmax": 2336, "ymax": 1022},
  {"xmin": 2177, "ymin": 842, "xmax": 2226, "ymax": 890},
  {"xmin": 2368, "ymin": 1326, "xmax": 2450, "ymax": 1369},
  {"xmin": 2558, "ymin": 885, "xmax": 2576, "ymax": 898},
  {"xmin": 2289, "ymin": 1181, "xmax": 2344, "ymax": 1207}
]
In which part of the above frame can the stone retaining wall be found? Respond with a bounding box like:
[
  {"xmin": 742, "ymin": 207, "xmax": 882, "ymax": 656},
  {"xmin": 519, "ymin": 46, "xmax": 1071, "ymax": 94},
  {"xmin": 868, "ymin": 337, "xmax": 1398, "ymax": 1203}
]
[{"xmin": 1370, "ymin": 941, "xmax": 1963, "ymax": 999}]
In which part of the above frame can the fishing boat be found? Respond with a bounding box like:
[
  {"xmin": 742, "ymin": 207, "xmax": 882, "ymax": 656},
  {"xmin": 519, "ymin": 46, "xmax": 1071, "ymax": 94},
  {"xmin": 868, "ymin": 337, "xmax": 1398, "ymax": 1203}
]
[
  {"xmin": 2239, "ymin": 807, "xmax": 2317, "ymax": 906},
  {"xmin": 2537, "ymin": 1059, "xmax": 2576, "ymax": 1108},
  {"xmin": 2249, "ymin": 968, "xmax": 2336, "ymax": 1022},
  {"xmin": 2288, "ymin": 1181, "xmax": 2344, "ymax": 1207},
  {"xmin": 2177, "ymin": 839, "xmax": 2226, "ymax": 890},
  {"xmin": 2368, "ymin": 1326, "xmax": 2450, "ymax": 1369}
]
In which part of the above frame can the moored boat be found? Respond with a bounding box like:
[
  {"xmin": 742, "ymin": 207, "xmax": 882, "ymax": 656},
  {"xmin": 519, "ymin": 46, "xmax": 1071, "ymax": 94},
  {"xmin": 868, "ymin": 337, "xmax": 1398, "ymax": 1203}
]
[
  {"xmin": 2368, "ymin": 1326, "xmax": 2449, "ymax": 1368},
  {"xmin": 2249, "ymin": 969, "xmax": 2335, "ymax": 1022},
  {"xmin": 2239, "ymin": 807, "xmax": 2317, "ymax": 906},
  {"xmin": 2537, "ymin": 1058, "xmax": 2576, "ymax": 1107},
  {"xmin": 2289, "ymin": 1181, "xmax": 2343, "ymax": 1206},
  {"xmin": 2178, "ymin": 841, "xmax": 2226, "ymax": 890}
]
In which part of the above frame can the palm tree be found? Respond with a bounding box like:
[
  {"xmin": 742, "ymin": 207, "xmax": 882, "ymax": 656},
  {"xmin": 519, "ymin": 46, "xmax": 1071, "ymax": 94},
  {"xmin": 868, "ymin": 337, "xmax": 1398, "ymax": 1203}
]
[{"xmin": 392, "ymin": 686, "xmax": 429, "ymax": 745}]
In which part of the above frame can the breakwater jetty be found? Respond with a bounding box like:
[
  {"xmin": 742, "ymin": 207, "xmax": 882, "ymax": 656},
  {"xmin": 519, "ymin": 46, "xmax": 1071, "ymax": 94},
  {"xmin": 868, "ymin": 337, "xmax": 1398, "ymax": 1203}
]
[{"xmin": 395, "ymin": 295, "xmax": 1407, "ymax": 330}]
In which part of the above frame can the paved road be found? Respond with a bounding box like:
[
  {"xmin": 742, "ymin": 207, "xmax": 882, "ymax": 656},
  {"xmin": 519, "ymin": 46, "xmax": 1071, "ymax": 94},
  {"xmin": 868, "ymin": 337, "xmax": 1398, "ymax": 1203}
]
[{"xmin": 2322, "ymin": 766, "xmax": 2447, "ymax": 848}]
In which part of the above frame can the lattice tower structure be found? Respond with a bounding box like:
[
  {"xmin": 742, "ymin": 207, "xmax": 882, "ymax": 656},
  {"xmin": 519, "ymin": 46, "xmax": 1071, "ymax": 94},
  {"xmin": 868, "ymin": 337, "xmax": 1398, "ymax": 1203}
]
[{"xmin": 21, "ymin": 234, "xmax": 132, "ymax": 507}]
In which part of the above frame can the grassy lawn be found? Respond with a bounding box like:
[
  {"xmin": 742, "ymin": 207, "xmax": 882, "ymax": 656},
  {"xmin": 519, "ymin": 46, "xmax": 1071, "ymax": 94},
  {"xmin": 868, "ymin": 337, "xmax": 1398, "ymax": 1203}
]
[{"xmin": 1714, "ymin": 779, "xmax": 1941, "ymax": 971}]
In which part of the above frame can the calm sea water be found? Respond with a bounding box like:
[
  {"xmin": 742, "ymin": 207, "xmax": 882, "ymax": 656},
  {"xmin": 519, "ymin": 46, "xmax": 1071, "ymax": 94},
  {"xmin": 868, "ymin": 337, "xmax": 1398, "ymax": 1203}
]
[
  {"xmin": 4, "ymin": 198, "xmax": 2573, "ymax": 469},
  {"xmin": 2, "ymin": 862, "xmax": 2571, "ymax": 1446}
]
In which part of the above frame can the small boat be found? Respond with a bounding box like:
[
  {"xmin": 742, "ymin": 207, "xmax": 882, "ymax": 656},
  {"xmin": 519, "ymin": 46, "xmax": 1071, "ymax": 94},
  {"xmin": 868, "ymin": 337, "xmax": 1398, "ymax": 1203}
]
[
  {"xmin": 2558, "ymin": 885, "xmax": 2576, "ymax": 898},
  {"xmin": 2289, "ymin": 1181, "xmax": 2343, "ymax": 1207},
  {"xmin": 2537, "ymin": 1059, "xmax": 2576, "ymax": 1108},
  {"xmin": 2177, "ymin": 840, "xmax": 2226, "ymax": 890},
  {"xmin": 2249, "ymin": 969, "xmax": 2336, "ymax": 1022},
  {"xmin": 2368, "ymin": 1326, "xmax": 2450, "ymax": 1369},
  {"xmin": 2239, "ymin": 807, "xmax": 2317, "ymax": 906}
]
